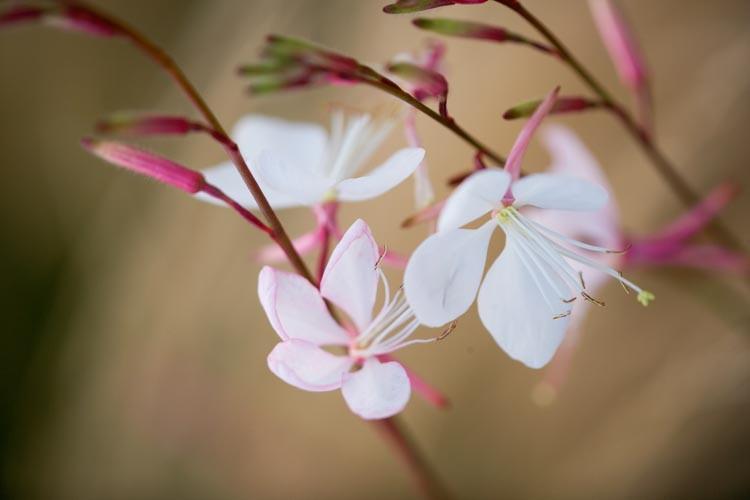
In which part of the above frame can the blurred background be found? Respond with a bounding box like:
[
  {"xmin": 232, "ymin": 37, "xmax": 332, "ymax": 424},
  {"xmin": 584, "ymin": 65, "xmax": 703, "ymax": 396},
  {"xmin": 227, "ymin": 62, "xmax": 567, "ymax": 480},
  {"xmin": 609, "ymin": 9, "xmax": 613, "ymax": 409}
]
[{"xmin": 1, "ymin": 1, "xmax": 749, "ymax": 498}]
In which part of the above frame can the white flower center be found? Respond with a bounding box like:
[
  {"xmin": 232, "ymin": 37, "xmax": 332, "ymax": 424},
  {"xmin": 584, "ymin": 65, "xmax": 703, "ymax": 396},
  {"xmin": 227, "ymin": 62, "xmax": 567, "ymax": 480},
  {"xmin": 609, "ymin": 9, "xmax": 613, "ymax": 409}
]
[
  {"xmin": 495, "ymin": 206, "xmax": 654, "ymax": 318},
  {"xmin": 322, "ymin": 111, "xmax": 394, "ymax": 183},
  {"xmin": 349, "ymin": 270, "xmax": 436, "ymax": 359}
]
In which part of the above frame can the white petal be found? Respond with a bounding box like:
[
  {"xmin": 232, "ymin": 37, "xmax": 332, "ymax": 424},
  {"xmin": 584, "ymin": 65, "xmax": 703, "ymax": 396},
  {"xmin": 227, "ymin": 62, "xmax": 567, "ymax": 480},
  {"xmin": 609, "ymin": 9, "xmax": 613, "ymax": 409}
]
[
  {"xmin": 267, "ymin": 340, "xmax": 353, "ymax": 392},
  {"xmin": 404, "ymin": 220, "xmax": 495, "ymax": 327},
  {"xmin": 255, "ymin": 151, "xmax": 333, "ymax": 205},
  {"xmin": 320, "ymin": 219, "xmax": 380, "ymax": 332},
  {"xmin": 232, "ymin": 115, "xmax": 328, "ymax": 173},
  {"xmin": 512, "ymin": 173, "xmax": 609, "ymax": 211},
  {"xmin": 258, "ymin": 267, "xmax": 350, "ymax": 345},
  {"xmin": 477, "ymin": 237, "xmax": 570, "ymax": 369},
  {"xmin": 341, "ymin": 358, "xmax": 410, "ymax": 419},
  {"xmin": 533, "ymin": 125, "xmax": 622, "ymax": 248},
  {"xmin": 195, "ymin": 161, "xmax": 301, "ymax": 209},
  {"xmin": 437, "ymin": 169, "xmax": 510, "ymax": 232},
  {"xmin": 335, "ymin": 148, "xmax": 425, "ymax": 202}
]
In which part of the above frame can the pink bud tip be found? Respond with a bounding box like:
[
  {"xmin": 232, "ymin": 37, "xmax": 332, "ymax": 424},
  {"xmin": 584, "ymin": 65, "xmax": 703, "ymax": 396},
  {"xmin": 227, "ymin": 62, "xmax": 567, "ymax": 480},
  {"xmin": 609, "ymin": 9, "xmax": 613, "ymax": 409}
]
[
  {"xmin": 589, "ymin": 0, "xmax": 647, "ymax": 91},
  {"xmin": 0, "ymin": 6, "xmax": 44, "ymax": 27},
  {"xmin": 81, "ymin": 138, "xmax": 206, "ymax": 194},
  {"xmin": 96, "ymin": 114, "xmax": 199, "ymax": 136},
  {"xmin": 45, "ymin": 6, "xmax": 120, "ymax": 38}
]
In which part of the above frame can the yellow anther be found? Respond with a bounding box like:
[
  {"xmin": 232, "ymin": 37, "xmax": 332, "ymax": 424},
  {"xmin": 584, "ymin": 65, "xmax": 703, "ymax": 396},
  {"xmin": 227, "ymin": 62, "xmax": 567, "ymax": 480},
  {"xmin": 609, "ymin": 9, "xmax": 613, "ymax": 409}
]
[{"xmin": 637, "ymin": 290, "xmax": 655, "ymax": 306}]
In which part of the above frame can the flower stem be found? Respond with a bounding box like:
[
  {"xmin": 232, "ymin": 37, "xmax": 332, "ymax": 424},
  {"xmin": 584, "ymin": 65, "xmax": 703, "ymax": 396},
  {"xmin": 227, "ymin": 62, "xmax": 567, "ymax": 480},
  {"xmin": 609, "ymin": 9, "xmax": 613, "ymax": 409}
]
[
  {"xmin": 496, "ymin": 0, "xmax": 746, "ymax": 252},
  {"xmin": 71, "ymin": 0, "xmax": 314, "ymax": 282},
  {"xmin": 357, "ymin": 66, "xmax": 507, "ymax": 166},
  {"xmin": 372, "ymin": 416, "xmax": 452, "ymax": 499},
  {"xmin": 59, "ymin": 2, "xmax": 449, "ymax": 496}
]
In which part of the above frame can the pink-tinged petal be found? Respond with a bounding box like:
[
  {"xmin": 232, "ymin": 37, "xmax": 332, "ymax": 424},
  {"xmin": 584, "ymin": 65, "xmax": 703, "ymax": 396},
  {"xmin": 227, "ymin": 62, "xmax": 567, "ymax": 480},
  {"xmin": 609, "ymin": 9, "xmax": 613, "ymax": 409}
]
[
  {"xmin": 477, "ymin": 236, "xmax": 570, "ymax": 369},
  {"xmin": 254, "ymin": 229, "xmax": 322, "ymax": 263},
  {"xmin": 530, "ymin": 125, "xmax": 622, "ymax": 249},
  {"xmin": 335, "ymin": 148, "xmax": 425, "ymax": 202},
  {"xmin": 341, "ymin": 358, "xmax": 411, "ymax": 419},
  {"xmin": 268, "ymin": 340, "xmax": 353, "ymax": 392},
  {"xmin": 380, "ymin": 248, "xmax": 409, "ymax": 269},
  {"xmin": 81, "ymin": 138, "xmax": 206, "ymax": 194},
  {"xmin": 258, "ymin": 267, "xmax": 350, "ymax": 345},
  {"xmin": 405, "ymin": 220, "xmax": 495, "ymax": 327},
  {"xmin": 320, "ymin": 220, "xmax": 380, "ymax": 332},
  {"xmin": 231, "ymin": 115, "xmax": 328, "ymax": 174},
  {"xmin": 196, "ymin": 161, "xmax": 302, "ymax": 209},
  {"xmin": 512, "ymin": 173, "xmax": 608, "ymax": 211},
  {"xmin": 380, "ymin": 354, "xmax": 449, "ymax": 408},
  {"xmin": 589, "ymin": 0, "xmax": 647, "ymax": 91},
  {"xmin": 648, "ymin": 183, "xmax": 739, "ymax": 245},
  {"xmin": 437, "ymin": 169, "xmax": 510, "ymax": 232},
  {"xmin": 255, "ymin": 151, "xmax": 333, "ymax": 205},
  {"xmin": 504, "ymin": 86, "xmax": 559, "ymax": 182}
]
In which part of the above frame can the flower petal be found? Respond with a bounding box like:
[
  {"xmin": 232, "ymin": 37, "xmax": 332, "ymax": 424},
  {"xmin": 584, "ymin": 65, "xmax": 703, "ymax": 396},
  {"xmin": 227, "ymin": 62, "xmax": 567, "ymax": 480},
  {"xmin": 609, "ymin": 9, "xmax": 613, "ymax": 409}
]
[
  {"xmin": 320, "ymin": 219, "xmax": 380, "ymax": 332},
  {"xmin": 267, "ymin": 340, "xmax": 353, "ymax": 392},
  {"xmin": 341, "ymin": 358, "xmax": 410, "ymax": 419},
  {"xmin": 404, "ymin": 220, "xmax": 495, "ymax": 327},
  {"xmin": 531, "ymin": 125, "xmax": 621, "ymax": 248},
  {"xmin": 232, "ymin": 114, "xmax": 328, "ymax": 172},
  {"xmin": 335, "ymin": 147, "xmax": 425, "ymax": 202},
  {"xmin": 195, "ymin": 161, "xmax": 302, "ymax": 209},
  {"xmin": 255, "ymin": 151, "xmax": 333, "ymax": 205},
  {"xmin": 512, "ymin": 173, "xmax": 608, "ymax": 211},
  {"xmin": 477, "ymin": 237, "xmax": 570, "ymax": 369},
  {"xmin": 437, "ymin": 169, "xmax": 510, "ymax": 232},
  {"xmin": 258, "ymin": 266, "xmax": 350, "ymax": 345}
]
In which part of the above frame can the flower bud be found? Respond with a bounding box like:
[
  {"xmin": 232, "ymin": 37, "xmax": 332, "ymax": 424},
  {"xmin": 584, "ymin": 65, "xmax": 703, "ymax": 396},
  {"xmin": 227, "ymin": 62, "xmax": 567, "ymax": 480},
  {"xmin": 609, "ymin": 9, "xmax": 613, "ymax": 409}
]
[
  {"xmin": 383, "ymin": 0, "xmax": 486, "ymax": 14},
  {"xmin": 96, "ymin": 113, "xmax": 200, "ymax": 136},
  {"xmin": 81, "ymin": 138, "xmax": 206, "ymax": 194},
  {"xmin": 503, "ymin": 96, "xmax": 601, "ymax": 120}
]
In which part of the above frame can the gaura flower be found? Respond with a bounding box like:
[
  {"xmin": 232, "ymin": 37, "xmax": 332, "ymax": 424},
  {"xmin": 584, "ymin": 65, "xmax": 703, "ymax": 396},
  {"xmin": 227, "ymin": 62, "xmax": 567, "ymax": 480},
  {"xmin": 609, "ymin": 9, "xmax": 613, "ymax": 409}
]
[
  {"xmin": 196, "ymin": 109, "xmax": 425, "ymax": 210},
  {"xmin": 404, "ymin": 88, "xmax": 652, "ymax": 369},
  {"xmin": 533, "ymin": 125, "xmax": 746, "ymax": 402},
  {"xmin": 260, "ymin": 219, "xmax": 441, "ymax": 419}
]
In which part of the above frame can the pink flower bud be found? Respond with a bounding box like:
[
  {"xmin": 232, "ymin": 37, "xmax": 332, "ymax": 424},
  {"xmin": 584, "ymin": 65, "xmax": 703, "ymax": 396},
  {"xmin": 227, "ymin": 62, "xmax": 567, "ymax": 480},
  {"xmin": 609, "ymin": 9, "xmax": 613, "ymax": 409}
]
[
  {"xmin": 503, "ymin": 95, "xmax": 601, "ymax": 120},
  {"xmin": 386, "ymin": 62, "xmax": 448, "ymax": 101},
  {"xmin": 44, "ymin": 5, "xmax": 119, "ymax": 38},
  {"xmin": 0, "ymin": 6, "xmax": 44, "ymax": 27},
  {"xmin": 413, "ymin": 18, "xmax": 555, "ymax": 54},
  {"xmin": 383, "ymin": 0, "xmax": 487, "ymax": 14},
  {"xmin": 96, "ymin": 114, "xmax": 202, "ymax": 136},
  {"xmin": 81, "ymin": 138, "xmax": 206, "ymax": 194},
  {"xmin": 504, "ymin": 86, "xmax": 559, "ymax": 182},
  {"xmin": 589, "ymin": 0, "xmax": 647, "ymax": 91}
]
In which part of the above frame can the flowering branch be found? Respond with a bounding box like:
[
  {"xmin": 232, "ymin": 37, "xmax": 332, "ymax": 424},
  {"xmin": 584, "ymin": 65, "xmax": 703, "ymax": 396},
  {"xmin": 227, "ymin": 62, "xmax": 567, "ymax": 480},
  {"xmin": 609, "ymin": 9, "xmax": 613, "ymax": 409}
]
[
  {"xmin": 240, "ymin": 35, "xmax": 507, "ymax": 166},
  {"xmin": 491, "ymin": 0, "xmax": 746, "ymax": 252},
  {"xmin": 1, "ymin": 2, "xmax": 450, "ymax": 497}
]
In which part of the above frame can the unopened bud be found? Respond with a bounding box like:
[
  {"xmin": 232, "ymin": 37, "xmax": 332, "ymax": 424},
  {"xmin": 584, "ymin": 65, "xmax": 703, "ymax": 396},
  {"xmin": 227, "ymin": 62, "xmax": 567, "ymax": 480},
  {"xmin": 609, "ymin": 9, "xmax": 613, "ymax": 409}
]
[
  {"xmin": 81, "ymin": 138, "xmax": 206, "ymax": 194},
  {"xmin": 503, "ymin": 96, "xmax": 601, "ymax": 120},
  {"xmin": 383, "ymin": 0, "xmax": 486, "ymax": 14},
  {"xmin": 386, "ymin": 62, "xmax": 448, "ymax": 101},
  {"xmin": 96, "ymin": 113, "xmax": 201, "ymax": 136}
]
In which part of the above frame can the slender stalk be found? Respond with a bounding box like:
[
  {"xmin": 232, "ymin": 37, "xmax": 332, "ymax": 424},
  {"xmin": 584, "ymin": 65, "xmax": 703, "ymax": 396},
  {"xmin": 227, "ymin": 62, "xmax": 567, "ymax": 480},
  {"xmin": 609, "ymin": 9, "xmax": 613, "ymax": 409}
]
[
  {"xmin": 372, "ymin": 417, "xmax": 451, "ymax": 500},
  {"xmin": 496, "ymin": 0, "xmax": 746, "ymax": 252},
  {"xmin": 60, "ymin": 3, "xmax": 449, "ymax": 496},
  {"xmin": 358, "ymin": 66, "xmax": 507, "ymax": 166},
  {"xmin": 73, "ymin": 1, "xmax": 314, "ymax": 282}
]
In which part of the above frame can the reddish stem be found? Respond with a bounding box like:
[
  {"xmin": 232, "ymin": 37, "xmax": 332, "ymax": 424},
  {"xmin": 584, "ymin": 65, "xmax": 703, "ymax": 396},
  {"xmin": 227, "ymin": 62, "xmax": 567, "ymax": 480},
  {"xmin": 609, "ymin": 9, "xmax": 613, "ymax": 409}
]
[
  {"xmin": 45, "ymin": 4, "xmax": 448, "ymax": 496},
  {"xmin": 496, "ymin": 0, "xmax": 746, "ymax": 253}
]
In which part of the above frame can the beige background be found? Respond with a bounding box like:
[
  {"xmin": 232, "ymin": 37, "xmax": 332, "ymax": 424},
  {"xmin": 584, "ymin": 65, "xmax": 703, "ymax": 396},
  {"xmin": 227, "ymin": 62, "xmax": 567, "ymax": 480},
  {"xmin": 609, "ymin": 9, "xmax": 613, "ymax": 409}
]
[{"xmin": 1, "ymin": 1, "xmax": 749, "ymax": 498}]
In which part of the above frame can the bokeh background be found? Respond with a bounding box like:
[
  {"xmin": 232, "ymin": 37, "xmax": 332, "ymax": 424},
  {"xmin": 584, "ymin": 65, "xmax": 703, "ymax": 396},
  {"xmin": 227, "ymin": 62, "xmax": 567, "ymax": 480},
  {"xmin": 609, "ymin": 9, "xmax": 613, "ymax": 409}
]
[{"xmin": 1, "ymin": 1, "xmax": 749, "ymax": 498}]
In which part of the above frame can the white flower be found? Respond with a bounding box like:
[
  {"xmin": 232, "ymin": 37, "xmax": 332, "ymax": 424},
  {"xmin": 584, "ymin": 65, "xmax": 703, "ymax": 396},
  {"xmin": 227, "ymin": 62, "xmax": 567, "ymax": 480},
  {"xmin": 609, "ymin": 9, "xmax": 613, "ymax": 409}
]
[
  {"xmin": 196, "ymin": 110, "xmax": 425, "ymax": 209},
  {"xmin": 260, "ymin": 219, "xmax": 439, "ymax": 419},
  {"xmin": 403, "ymin": 89, "xmax": 652, "ymax": 369}
]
